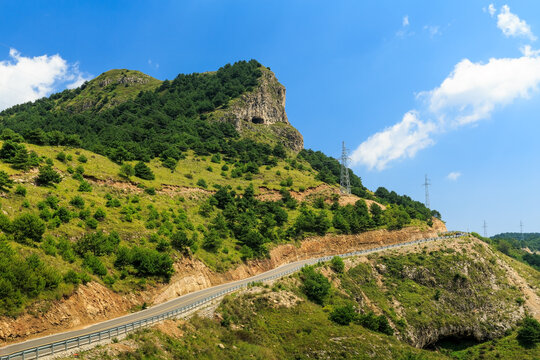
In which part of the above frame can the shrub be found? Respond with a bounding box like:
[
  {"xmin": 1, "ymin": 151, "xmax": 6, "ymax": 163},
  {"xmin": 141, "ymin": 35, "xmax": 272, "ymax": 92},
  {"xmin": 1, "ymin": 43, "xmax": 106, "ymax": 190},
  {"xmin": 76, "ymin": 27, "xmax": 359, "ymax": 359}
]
[
  {"xmin": 56, "ymin": 152, "xmax": 66, "ymax": 162},
  {"xmin": 36, "ymin": 165, "xmax": 62, "ymax": 186},
  {"xmin": 144, "ymin": 187, "xmax": 156, "ymax": 195},
  {"xmin": 162, "ymin": 158, "xmax": 177, "ymax": 171},
  {"xmin": 12, "ymin": 213, "xmax": 45, "ymax": 244},
  {"xmin": 63, "ymin": 270, "xmax": 80, "ymax": 285},
  {"xmin": 170, "ymin": 230, "xmax": 193, "ymax": 253},
  {"xmin": 78, "ymin": 180, "xmax": 92, "ymax": 192},
  {"xmin": 330, "ymin": 256, "xmax": 345, "ymax": 273},
  {"xmin": 78, "ymin": 154, "xmax": 88, "ymax": 163},
  {"xmin": 119, "ymin": 163, "xmax": 135, "ymax": 179},
  {"xmin": 86, "ymin": 217, "xmax": 98, "ymax": 229},
  {"xmin": 196, "ymin": 178, "xmax": 208, "ymax": 189},
  {"xmin": 83, "ymin": 255, "xmax": 107, "ymax": 276},
  {"xmin": 0, "ymin": 171, "xmax": 13, "ymax": 192},
  {"xmin": 355, "ymin": 311, "xmax": 394, "ymax": 335},
  {"xmin": 202, "ymin": 229, "xmax": 221, "ymax": 252},
  {"xmin": 70, "ymin": 195, "xmax": 85, "ymax": 209},
  {"xmin": 74, "ymin": 231, "xmax": 119, "ymax": 256},
  {"xmin": 517, "ymin": 317, "xmax": 540, "ymax": 347},
  {"xmin": 93, "ymin": 208, "xmax": 106, "ymax": 221},
  {"xmin": 134, "ymin": 162, "xmax": 155, "ymax": 180},
  {"xmin": 14, "ymin": 185, "xmax": 26, "ymax": 196},
  {"xmin": 54, "ymin": 206, "xmax": 71, "ymax": 223},
  {"xmin": 300, "ymin": 266, "xmax": 330, "ymax": 304},
  {"xmin": 329, "ymin": 304, "xmax": 357, "ymax": 325}
]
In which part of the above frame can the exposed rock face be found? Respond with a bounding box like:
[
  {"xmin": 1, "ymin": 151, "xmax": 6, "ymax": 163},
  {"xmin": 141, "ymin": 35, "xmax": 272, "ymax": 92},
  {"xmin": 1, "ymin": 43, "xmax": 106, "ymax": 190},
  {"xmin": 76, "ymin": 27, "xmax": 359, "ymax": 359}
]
[
  {"xmin": 218, "ymin": 68, "xmax": 304, "ymax": 152},
  {"xmin": 228, "ymin": 69, "xmax": 289, "ymax": 126}
]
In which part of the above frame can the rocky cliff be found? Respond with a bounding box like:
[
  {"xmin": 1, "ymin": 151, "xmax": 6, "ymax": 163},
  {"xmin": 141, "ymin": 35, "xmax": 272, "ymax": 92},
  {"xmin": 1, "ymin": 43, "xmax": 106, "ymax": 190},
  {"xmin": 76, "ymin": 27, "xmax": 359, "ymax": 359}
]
[{"xmin": 214, "ymin": 68, "xmax": 304, "ymax": 152}]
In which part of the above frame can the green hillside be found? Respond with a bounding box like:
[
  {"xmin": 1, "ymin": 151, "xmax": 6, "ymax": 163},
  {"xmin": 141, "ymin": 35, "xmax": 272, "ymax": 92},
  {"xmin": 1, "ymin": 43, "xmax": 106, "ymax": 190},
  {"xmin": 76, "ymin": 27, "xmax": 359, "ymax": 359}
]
[
  {"xmin": 0, "ymin": 61, "xmax": 436, "ymax": 322},
  {"xmin": 65, "ymin": 236, "xmax": 540, "ymax": 360}
]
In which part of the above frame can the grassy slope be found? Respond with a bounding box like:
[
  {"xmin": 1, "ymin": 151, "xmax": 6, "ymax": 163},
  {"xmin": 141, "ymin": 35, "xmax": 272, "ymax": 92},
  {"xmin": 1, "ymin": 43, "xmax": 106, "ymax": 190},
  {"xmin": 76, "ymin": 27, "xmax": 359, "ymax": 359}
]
[
  {"xmin": 58, "ymin": 69, "xmax": 162, "ymax": 112},
  {"xmin": 0, "ymin": 141, "xmax": 327, "ymax": 298},
  {"xmin": 67, "ymin": 237, "xmax": 540, "ymax": 360}
]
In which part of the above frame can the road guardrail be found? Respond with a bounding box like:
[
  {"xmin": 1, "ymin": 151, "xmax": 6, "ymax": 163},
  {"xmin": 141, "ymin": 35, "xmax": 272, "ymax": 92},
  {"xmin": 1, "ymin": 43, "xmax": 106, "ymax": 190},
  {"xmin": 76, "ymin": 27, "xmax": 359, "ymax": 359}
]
[{"xmin": 0, "ymin": 232, "xmax": 464, "ymax": 360}]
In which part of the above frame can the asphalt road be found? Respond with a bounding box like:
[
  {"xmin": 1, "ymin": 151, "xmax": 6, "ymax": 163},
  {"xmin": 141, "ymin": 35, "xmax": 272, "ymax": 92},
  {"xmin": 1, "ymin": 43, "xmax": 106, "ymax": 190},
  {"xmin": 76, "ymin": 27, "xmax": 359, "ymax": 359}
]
[{"xmin": 0, "ymin": 234, "xmax": 459, "ymax": 358}]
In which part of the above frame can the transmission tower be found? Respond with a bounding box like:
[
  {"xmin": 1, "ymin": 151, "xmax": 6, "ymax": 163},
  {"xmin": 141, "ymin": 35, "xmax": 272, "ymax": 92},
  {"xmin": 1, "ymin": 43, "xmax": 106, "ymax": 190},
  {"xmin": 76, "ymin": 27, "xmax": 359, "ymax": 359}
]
[
  {"xmin": 422, "ymin": 174, "xmax": 431, "ymax": 208},
  {"xmin": 483, "ymin": 220, "xmax": 488, "ymax": 238},
  {"xmin": 520, "ymin": 220, "xmax": 524, "ymax": 245},
  {"xmin": 340, "ymin": 141, "xmax": 351, "ymax": 195}
]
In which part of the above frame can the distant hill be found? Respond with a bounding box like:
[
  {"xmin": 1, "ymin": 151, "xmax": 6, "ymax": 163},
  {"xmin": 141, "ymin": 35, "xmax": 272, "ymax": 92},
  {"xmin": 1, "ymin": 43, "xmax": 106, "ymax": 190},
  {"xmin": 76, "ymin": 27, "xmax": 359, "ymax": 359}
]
[{"xmin": 491, "ymin": 232, "xmax": 540, "ymax": 251}]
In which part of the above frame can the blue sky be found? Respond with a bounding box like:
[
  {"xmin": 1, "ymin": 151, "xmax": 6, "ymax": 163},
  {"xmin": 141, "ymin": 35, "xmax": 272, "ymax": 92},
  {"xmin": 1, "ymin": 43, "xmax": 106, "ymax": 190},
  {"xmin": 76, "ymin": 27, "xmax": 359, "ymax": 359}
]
[{"xmin": 1, "ymin": 0, "xmax": 539, "ymax": 235}]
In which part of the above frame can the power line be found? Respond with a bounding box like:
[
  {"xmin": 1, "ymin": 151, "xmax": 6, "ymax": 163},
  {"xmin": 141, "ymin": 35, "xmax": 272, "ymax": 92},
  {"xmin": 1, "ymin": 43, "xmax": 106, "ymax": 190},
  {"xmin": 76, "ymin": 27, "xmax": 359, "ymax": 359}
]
[
  {"xmin": 339, "ymin": 141, "xmax": 351, "ymax": 195},
  {"xmin": 422, "ymin": 174, "xmax": 431, "ymax": 208}
]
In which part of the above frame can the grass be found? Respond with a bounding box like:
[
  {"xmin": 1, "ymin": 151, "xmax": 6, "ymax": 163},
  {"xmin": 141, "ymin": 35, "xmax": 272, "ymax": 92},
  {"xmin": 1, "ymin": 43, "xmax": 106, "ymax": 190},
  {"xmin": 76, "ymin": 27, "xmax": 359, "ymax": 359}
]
[{"xmin": 59, "ymin": 69, "xmax": 162, "ymax": 112}]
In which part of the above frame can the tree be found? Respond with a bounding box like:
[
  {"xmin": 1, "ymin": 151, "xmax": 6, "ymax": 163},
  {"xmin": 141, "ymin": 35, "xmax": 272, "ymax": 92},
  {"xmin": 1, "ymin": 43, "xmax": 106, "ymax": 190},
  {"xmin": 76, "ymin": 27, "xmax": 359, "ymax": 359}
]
[
  {"xmin": 370, "ymin": 203, "xmax": 383, "ymax": 226},
  {"xmin": 36, "ymin": 165, "xmax": 62, "ymax": 186},
  {"xmin": 170, "ymin": 230, "xmax": 193, "ymax": 253},
  {"xmin": 384, "ymin": 206, "xmax": 411, "ymax": 230},
  {"xmin": 12, "ymin": 213, "xmax": 45, "ymax": 244},
  {"xmin": 11, "ymin": 147, "xmax": 30, "ymax": 170},
  {"xmin": 134, "ymin": 161, "xmax": 155, "ymax": 180},
  {"xmin": 330, "ymin": 256, "xmax": 345, "ymax": 273},
  {"xmin": 517, "ymin": 317, "xmax": 540, "ymax": 347},
  {"xmin": 119, "ymin": 163, "xmax": 135, "ymax": 179},
  {"xmin": 0, "ymin": 171, "xmax": 13, "ymax": 192},
  {"xmin": 162, "ymin": 157, "xmax": 177, "ymax": 171},
  {"xmin": 300, "ymin": 266, "xmax": 331, "ymax": 305},
  {"xmin": 329, "ymin": 304, "xmax": 357, "ymax": 325}
]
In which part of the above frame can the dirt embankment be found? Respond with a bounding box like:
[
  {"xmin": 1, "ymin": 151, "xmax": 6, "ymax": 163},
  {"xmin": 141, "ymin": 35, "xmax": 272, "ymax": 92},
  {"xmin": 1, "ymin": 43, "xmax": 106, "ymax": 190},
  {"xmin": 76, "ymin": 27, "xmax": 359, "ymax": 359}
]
[{"xmin": 0, "ymin": 220, "xmax": 445, "ymax": 345}]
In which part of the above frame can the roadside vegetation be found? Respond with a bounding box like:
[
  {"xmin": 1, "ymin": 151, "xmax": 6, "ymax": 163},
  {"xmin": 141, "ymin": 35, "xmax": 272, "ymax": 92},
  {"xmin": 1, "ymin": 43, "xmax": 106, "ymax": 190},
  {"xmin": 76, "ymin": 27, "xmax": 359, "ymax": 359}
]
[{"xmin": 69, "ymin": 236, "xmax": 540, "ymax": 360}]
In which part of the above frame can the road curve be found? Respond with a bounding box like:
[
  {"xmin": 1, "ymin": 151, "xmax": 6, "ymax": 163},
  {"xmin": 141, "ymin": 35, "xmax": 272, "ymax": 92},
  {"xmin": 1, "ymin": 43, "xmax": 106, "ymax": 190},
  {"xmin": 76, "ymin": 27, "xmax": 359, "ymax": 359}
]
[{"xmin": 0, "ymin": 233, "xmax": 462, "ymax": 359}]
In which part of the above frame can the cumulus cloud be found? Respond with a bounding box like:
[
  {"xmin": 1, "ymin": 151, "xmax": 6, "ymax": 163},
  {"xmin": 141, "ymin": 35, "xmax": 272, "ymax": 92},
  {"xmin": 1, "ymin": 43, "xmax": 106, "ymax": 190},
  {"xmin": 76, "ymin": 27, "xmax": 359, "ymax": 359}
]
[
  {"xmin": 447, "ymin": 172, "xmax": 461, "ymax": 181},
  {"xmin": 496, "ymin": 4, "xmax": 536, "ymax": 40},
  {"xmin": 423, "ymin": 55, "xmax": 540, "ymax": 125},
  {"xmin": 0, "ymin": 48, "xmax": 91, "ymax": 111},
  {"xmin": 403, "ymin": 15, "xmax": 409, "ymax": 27},
  {"xmin": 350, "ymin": 112, "xmax": 436, "ymax": 171},
  {"xmin": 397, "ymin": 15, "xmax": 414, "ymax": 38},
  {"xmin": 487, "ymin": 4, "xmax": 496, "ymax": 17},
  {"xmin": 352, "ymin": 52, "xmax": 540, "ymax": 170}
]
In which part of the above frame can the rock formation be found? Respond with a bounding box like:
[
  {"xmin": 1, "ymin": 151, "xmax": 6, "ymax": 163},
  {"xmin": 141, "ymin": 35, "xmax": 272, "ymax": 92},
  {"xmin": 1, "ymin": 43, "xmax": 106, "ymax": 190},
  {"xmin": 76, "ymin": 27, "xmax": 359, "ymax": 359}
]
[{"xmin": 216, "ymin": 68, "xmax": 304, "ymax": 152}]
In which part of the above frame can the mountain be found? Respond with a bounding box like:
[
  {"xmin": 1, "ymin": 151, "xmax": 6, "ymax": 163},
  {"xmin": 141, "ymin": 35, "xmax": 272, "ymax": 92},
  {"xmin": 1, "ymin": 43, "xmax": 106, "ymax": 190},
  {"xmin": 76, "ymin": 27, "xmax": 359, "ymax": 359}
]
[
  {"xmin": 0, "ymin": 60, "xmax": 468, "ymax": 356},
  {"xmin": 0, "ymin": 60, "xmax": 302, "ymax": 159}
]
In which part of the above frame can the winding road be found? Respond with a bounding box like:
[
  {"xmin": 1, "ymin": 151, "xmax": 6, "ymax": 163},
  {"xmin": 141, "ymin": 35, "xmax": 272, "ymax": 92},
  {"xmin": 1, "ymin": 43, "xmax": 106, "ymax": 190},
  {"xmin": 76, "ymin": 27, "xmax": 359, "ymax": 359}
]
[{"xmin": 0, "ymin": 233, "xmax": 462, "ymax": 359}]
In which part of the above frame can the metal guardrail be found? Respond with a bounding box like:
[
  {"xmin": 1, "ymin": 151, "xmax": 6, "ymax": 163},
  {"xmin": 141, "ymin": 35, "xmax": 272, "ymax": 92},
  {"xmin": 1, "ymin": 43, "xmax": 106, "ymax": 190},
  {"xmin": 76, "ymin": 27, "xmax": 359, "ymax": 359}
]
[{"xmin": 0, "ymin": 232, "xmax": 464, "ymax": 360}]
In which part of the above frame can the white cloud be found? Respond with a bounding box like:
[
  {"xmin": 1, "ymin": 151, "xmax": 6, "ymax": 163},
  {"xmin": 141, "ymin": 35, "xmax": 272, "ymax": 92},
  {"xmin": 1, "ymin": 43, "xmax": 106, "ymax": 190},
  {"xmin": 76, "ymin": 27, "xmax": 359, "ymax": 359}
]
[
  {"xmin": 497, "ymin": 4, "xmax": 536, "ymax": 41},
  {"xmin": 424, "ymin": 55, "xmax": 540, "ymax": 125},
  {"xmin": 488, "ymin": 4, "xmax": 496, "ymax": 17},
  {"xmin": 397, "ymin": 15, "xmax": 414, "ymax": 38},
  {"xmin": 0, "ymin": 48, "xmax": 91, "ymax": 111},
  {"xmin": 148, "ymin": 59, "xmax": 160, "ymax": 70},
  {"xmin": 447, "ymin": 171, "xmax": 461, "ymax": 181},
  {"xmin": 520, "ymin": 45, "xmax": 540, "ymax": 57},
  {"xmin": 352, "ymin": 53, "xmax": 540, "ymax": 170},
  {"xmin": 350, "ymin": 112, "xmax": 436, "ymax": 171},
  {"xmin": 423, "ymin": 25, "xmax": 441, "ymax": 37},
  {"xmin": 403, "ymin": 15, "xmax": 409, "ymax": 27}
]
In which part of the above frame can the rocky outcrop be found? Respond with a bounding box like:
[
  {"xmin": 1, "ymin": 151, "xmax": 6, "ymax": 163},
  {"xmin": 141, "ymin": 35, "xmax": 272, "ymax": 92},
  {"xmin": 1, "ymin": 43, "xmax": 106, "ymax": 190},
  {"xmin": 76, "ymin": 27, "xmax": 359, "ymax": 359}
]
[
  {"xmin": 217, "ymin": 68, "xmax": 304, "ymax": 152},
  {"xmin": 228, "ymin": 68, "xmax": 289, "ymax": 126}
]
